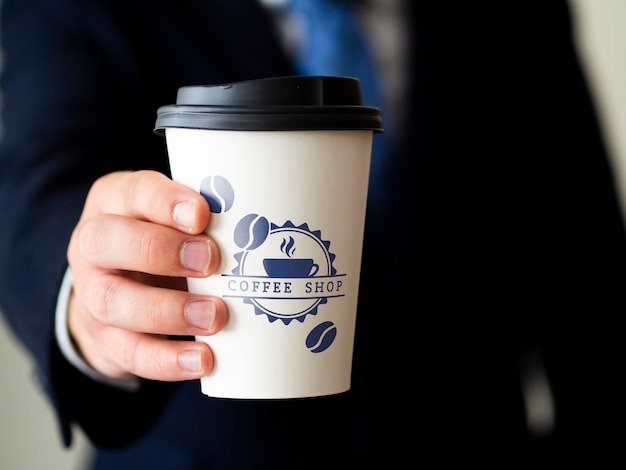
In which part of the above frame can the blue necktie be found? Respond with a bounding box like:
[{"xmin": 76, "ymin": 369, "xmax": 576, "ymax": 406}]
[
  {"xmin": 286, "ymin": 0, "xmax": 382, "ymax": 112},
  {"xmin": 285, "ymin": 0, "xmax": 391, "ymax": 221}
]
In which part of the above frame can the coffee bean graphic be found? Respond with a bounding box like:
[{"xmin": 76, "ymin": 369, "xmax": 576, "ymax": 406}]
[
  {"xmin": 306, "ymin": 321, "xmax": 337, "ymax": 353},
  {"xmin": 234, "ymin": 213, "xmax": 270, "ymax": 250},
  {"xmin": 200, "ymin": 175, "xmax": 234, "ymax": 213}
]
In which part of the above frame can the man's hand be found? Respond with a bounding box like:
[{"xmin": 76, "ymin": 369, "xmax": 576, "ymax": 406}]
[{"xmin": 67, "ymin": 170, "xmax": 228, "ymax": 382}]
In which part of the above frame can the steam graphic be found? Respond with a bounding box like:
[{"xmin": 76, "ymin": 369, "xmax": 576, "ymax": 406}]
[{"xmin": 280, "ymin": 236, "xmax": 296, "ymax": 257}]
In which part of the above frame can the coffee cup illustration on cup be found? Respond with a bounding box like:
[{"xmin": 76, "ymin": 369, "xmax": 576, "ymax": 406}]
[
  {"xmin": 263, "ymin": 257, "xmax": 319, "ymax": 278},
  {"xmin": 262, "ymin": 236, "xmax": 319, "ymax": 278}
]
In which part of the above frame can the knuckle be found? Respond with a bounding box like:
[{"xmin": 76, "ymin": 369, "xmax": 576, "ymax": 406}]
[
  {"xmin": 84, "ymin": 276, "xmax": 116, "ymax": 323},
  {"xmin": 144, "ymin": 290, "xmax": 169, "ymax": 332},
  {"xmin": 120, "ymin": 336, "xmax": 171, "ymax": 379},
  {"xmin": 151, "ymin": 346, "xmax": 169, "ymax": 377},
  {"xmin": 124, "ymin": 171, "xmax": 143, "ymax": 209},
  {"xmin": 120, "ymin": 338, "xmax": 140, "ymax": 375},
  {"xmin": 137, "ymin": 230, "xmax": 161, "ymax": 267},
  {"xmin": 89, "ymin": 174, "xmax": 110, "ymax": 197},
  {"xmin": 74, "ymin": 218, "xmax": 108, "ymax": 261},
  {"xmin": 125, "ymin": 170, "xmax": 163, "ymax": 215}
]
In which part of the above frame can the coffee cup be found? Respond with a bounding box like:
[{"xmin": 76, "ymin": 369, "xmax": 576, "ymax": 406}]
[{"xmin": 155, "ymin": 75, "xmax": 383, "ymax": 399}]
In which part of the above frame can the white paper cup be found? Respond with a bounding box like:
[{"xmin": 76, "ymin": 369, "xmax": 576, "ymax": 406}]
[{"xmin": 155, "ymin": 76, "xmax": 383, "ymax": 399}]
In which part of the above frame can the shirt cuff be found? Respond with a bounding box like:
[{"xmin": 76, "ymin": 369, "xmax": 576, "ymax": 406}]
[{"xmin": 55, "ymin": 267, "xmax": 141, "ymax": 392}]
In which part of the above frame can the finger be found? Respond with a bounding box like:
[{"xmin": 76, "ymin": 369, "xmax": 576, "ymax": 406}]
[
  {"xmin": 85, "ymin": 170, "xmax": 210, "ymax": 235},
  {"xmin": 94, "ymin": 329, "xmax": 214, "ymax": 381},
  {"xmin": 81, "ymin": 273, "xmax": 228, "ymax": 336},
  {"xmin": 72, "ymin": 214, "xmax": 220, "ymax": 276}
]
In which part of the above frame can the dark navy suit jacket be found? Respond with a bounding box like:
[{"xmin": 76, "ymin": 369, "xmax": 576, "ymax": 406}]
[{"xmin": 1, "ymin": 0, "xmax": 625, "ymax": 466}]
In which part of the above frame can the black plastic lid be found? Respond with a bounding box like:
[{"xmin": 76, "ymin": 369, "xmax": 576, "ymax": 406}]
[{"xmin": 154, "ymin": 76, "xmax": 383, "ymax": 133}]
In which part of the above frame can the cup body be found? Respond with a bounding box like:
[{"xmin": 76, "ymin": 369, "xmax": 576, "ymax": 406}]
[{"xmin": 156, "ymin": 76, "xmax": 382, "ymax": 399}]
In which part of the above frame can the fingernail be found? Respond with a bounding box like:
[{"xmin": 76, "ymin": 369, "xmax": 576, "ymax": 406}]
[
  {"xmin": 181, "ymin": 240, "xmax": 211, "ymax": 274},
  {"xmin": 179, "ymin": 349, "xmax": 201, "ymax": 372},
  {"xmin": 173, "ymin": 201, "xmax": 195, "ymax": 232},
  {"xmin": 185, "ymin": 300, "xmax": 216, "ymax": 331}
]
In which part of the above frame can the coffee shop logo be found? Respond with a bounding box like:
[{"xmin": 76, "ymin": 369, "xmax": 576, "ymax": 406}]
[{"xmin": 200, "ymin": 175, "xmax": 343, "ymax": 353}]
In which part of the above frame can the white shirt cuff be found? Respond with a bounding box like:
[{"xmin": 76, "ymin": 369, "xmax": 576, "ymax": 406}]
[{"xmin": 55, "ymin": 267, "xmax": 140, "ymax": 392}]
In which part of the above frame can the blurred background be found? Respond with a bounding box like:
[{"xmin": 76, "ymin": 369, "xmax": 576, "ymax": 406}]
[{"xmin": 1, "ymin": 1, "xmax": 625, "ymax": 468}]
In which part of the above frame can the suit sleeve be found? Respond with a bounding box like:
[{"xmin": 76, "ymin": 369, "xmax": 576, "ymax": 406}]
[{"xmin": 0, "ymin": 0, "xmax": 177, "ymax": 448}]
